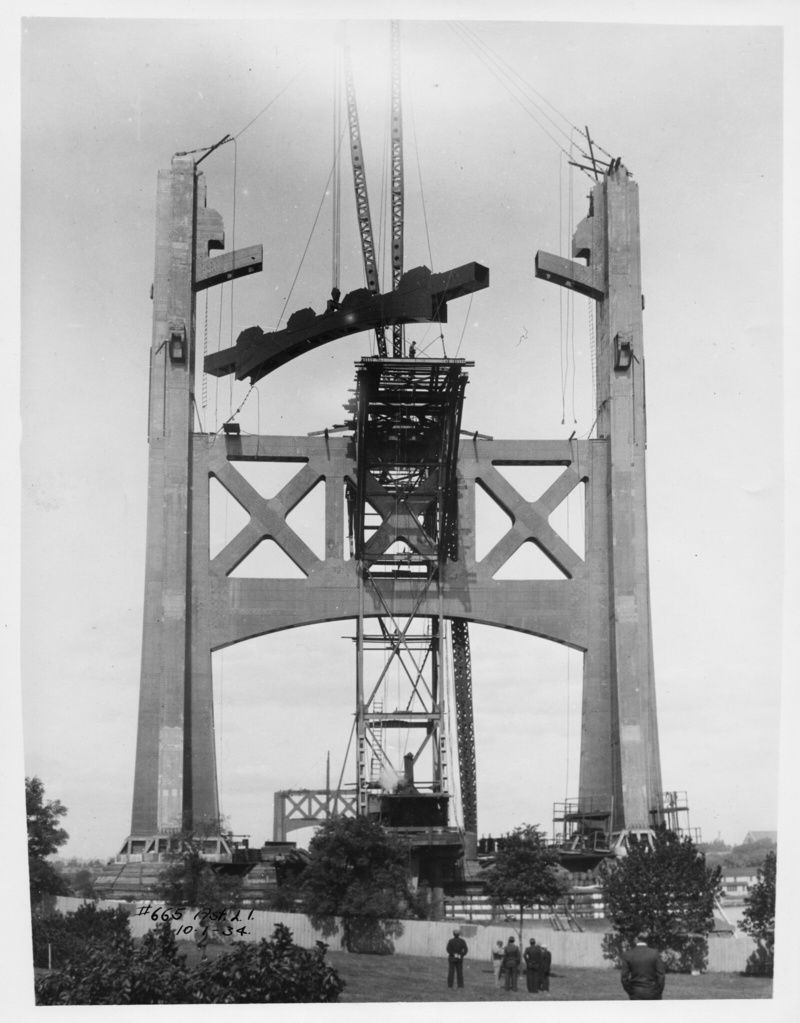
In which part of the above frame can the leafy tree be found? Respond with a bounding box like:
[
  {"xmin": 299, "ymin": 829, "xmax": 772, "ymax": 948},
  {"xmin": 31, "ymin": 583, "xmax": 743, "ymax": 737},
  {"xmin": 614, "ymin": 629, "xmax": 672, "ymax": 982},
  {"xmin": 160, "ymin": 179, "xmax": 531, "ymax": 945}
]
[
  {"xmin": 155, "ymin": 832, "xmax": 243, "ymax": 921},
  {"xmin": 55, "ymin": 858, "xmax": 104, "ymax": 899},
  {"xmin": 600, "ymin": 829, "xmax": 722, "ymax": 973},
  {"xmin": 722, "ymin": 837, "xmax": 776, "ymax": 870},
  {"xmin": 298, "ymin": 816, "xmax": 420, "ymax": 952},
  {"xmin": 481, "ymin": 824, "xmax": 569, "ymax": 940},
  {"xmin": 739, "ymin": 849, "xmax": 776, "ymax": 977},
  {"xmin": 68, "ymin": 868, "xmax": 98, "ymax": 900},
  {"xmin": 35, "ymin": 920, "xmax": 343, "ymax": 1004},
  {"xmin": 26, "ymin": 776, "xmax": 70, "ymax": 903}
]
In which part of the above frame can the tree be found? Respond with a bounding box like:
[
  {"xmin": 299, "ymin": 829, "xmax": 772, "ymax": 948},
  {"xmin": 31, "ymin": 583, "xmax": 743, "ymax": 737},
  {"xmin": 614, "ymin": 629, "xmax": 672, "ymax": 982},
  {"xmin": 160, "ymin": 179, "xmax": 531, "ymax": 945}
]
[
  {"xmin": 481, "ymin": 824, "xmax": 569, "ymax": 940},
  {"xmin": 722, "ymin": 837, "xmax": 776, "ymax": 870},
  {"xmin": 600, "ymin": 829, "xmax": 722, "ymax": 973},
  {"xmin": 155, "ymin": 831, "xmax": 243, "ymax": 934},
  {"xmin": 68, "ymin": 868, "xmax": 98, "ymax": 900},
  {"xmin": 26, "ymin": 776, "xmax": 70, "ymax": 903},
  {"xmin": 298, "ymin": 816, "xmax": 420, "ymax": 952},
  {"xmin": 738, "ymin": 849, "xmax": 776, "ymax": 977}
]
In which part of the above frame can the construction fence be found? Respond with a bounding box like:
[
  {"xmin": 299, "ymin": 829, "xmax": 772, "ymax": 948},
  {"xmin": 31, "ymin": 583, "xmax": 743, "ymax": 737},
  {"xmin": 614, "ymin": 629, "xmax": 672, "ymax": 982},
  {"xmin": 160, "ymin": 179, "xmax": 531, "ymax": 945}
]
[{"xmin": 52, "ymin": 897, "xmax": 756, "ymax": 974}]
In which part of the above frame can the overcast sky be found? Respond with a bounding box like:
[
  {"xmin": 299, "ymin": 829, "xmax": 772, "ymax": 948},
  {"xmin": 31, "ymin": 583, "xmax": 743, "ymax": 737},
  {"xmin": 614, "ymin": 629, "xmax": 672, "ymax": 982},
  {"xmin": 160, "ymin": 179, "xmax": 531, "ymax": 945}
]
[{"xmin": 5, "ymin": 2, "xmax": 800, "ymax": 1020}]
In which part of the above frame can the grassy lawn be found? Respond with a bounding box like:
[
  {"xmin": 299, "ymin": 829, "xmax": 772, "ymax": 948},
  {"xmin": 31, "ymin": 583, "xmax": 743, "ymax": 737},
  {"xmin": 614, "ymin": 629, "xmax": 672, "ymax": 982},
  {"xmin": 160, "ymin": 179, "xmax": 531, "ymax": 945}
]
[
  {"xmin": 39, "ymin": 938, "xmax": 772, "ymax": 1003},
  {"xmin": 321, "ymin": 950, "xmax": 773, "ymax": 1002}
]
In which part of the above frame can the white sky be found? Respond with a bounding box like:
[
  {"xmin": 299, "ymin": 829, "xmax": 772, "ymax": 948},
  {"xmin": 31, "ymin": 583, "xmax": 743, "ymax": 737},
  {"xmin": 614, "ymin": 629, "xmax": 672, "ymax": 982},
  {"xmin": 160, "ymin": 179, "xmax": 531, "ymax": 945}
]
[{"xmin": 4, "ymin": 0, "xmax": 800, "ymax": 1018}]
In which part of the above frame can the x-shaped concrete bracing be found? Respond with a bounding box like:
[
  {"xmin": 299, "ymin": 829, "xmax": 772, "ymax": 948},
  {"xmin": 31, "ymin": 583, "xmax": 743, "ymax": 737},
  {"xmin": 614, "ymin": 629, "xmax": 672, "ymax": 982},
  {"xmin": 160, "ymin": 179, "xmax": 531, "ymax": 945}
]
[
  {"xmin": 209, "ymin": 457, "xmax": 326, "ymax": 578},
  {"xmin": 473, "ymin": 463, "xmax": 585, "ymax": 580},
  {"xmin": 197, "ymin": 435, "xmax": 595, "ymax": 651}
]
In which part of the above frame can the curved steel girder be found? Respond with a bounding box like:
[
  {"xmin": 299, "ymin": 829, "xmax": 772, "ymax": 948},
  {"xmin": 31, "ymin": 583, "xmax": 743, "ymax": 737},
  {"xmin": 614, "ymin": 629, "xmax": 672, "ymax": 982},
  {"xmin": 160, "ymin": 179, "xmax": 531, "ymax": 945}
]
[
  {"xmin": 203, "ymin": 263, "xmax": 488, "ymax": 385},
  {"xmin": 208, "ymin": 572, "xmax": 589, "ymax": 652}
]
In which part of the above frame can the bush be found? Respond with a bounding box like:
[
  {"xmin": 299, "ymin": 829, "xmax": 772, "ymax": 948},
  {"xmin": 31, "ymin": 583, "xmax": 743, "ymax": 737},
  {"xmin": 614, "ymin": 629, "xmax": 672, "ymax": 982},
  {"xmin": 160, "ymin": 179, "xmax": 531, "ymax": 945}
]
[
  {"xmin": 31, "ymin": 903, "xmax": 131, "ymax": 969},
  {"xmin": 35, "ymin": 921, "xmax": 343, "ymax": 1004},
  {"xmin": 35, "ymin": 930, "xmax": 135, "ymax": 1005},
  {"xmin": 601, "ymin": 930, "xmax": 708, "ymax": 974},
  {"xmin": 185, "ymin": 923, "xmax": 345, "ymax": 1002}
]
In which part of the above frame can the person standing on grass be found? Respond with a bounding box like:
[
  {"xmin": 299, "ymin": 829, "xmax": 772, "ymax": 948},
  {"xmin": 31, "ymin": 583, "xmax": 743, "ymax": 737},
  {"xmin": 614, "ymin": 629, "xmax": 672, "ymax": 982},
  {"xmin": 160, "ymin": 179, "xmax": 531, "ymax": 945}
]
[
  {"xmin": 446, "ymin": 927, "xmax": 468, "ymax": 989},
  {"xmin": 539, "ymin": 944, "xmax": 552, "ymax": 991},
  {"xmin": 523, "ymin": 937, "xmax": 543, "ymax": 992},
  {"xmin": 620, "ymin": 934, "xmax": 666, "ymax": 1000},
  {"xmin": 501, "ymin": 935, "xmax": 521, "ymax": 991},
  {"xmin": 492, "ymin": 939, "xmax": 505, "ymax": 987}
]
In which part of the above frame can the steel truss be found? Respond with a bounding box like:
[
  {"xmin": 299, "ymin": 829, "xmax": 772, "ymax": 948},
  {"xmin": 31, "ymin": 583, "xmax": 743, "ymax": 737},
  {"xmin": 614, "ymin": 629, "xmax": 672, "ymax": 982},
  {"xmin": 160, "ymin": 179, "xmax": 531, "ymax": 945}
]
[
  {"xmin": 349, "ymin": 357, "xmax": 471, "ymax": 827},
  {"xmin": 451, "ymin": 618, "xmax": 477, "ymax": 835}
]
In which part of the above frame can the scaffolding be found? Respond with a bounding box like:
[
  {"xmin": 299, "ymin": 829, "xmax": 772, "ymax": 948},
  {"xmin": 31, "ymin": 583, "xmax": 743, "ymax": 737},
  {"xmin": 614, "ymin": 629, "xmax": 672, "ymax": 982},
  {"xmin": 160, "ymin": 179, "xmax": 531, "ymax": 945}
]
[{"xmin": 348, "ymin": 357, "xmax": 471, "ymax": 834}]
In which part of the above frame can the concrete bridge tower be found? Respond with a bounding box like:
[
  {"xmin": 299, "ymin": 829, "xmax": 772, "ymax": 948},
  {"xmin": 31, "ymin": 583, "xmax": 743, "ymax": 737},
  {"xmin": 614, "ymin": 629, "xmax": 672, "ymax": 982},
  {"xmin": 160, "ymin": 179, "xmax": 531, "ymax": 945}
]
[
  {"xmin": 106, "ymin": 153, "xmax": 664, "ymax": 893},
  {"xmin": 537, "ymin": 161, "xmax": 663, "ymax": 829}
]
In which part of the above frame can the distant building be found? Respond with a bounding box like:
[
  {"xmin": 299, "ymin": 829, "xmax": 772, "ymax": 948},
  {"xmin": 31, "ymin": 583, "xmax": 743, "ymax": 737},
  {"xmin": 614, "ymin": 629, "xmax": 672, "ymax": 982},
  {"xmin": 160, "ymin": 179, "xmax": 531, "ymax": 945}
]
[
  {"xmin": 720, "ymin": 867, "xmax": 761, "ymax": 901},
  {"xmin": 743, "ymin": 831, "xmax": 777, "ymax": 845}
]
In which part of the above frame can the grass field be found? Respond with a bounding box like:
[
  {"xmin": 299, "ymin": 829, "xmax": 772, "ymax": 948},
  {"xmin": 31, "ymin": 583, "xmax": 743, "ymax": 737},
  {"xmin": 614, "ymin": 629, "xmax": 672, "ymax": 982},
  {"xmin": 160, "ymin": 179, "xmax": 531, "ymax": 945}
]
[
  {"xmin": 36, "ymin": 939, "xmax": 771, "ymax": 1003},
  {"xmin": 177, "ymin": 940, "xmax": 772, "ymax": 1002},
  {"xmin": 323, "ymin": 950, "xmax": 773, "ymax": 1002}
]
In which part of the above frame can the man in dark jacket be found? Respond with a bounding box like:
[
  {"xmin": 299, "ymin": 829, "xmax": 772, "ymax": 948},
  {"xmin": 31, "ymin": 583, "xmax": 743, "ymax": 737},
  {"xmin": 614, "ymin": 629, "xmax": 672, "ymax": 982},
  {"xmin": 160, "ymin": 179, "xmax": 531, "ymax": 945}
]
[
  {"xmin": 501, "ymin": 936, "xmax": 522, "ymax": 991},
  {"xmin": 620, "ymin": 935, "xmax": 666, "ymax": 1000},
  {"xmin": 446, "ymin": 928, "xmax": 468, "ymax": 988},
  {"xmin": 523, "ymin": 938, "xmax": 544, "ymax": 992}
]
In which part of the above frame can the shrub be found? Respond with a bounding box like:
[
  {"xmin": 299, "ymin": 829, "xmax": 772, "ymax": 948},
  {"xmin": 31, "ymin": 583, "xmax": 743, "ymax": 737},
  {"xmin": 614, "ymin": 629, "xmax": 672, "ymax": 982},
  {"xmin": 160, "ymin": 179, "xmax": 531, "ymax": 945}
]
[
  {"xmin": 31, "ymin": 903, "xmax": 131, "ymax": 969},
  {"xmin": 35, "ymin": 921, "xmax": 343, "ymax": 1004},
  {"xmin": 601, "ymin": 930, "xmax": 708, "ymax": 974},
  {"xmin": 185, "ymin": 923, "xmax": 344, "ymax": 1002}
]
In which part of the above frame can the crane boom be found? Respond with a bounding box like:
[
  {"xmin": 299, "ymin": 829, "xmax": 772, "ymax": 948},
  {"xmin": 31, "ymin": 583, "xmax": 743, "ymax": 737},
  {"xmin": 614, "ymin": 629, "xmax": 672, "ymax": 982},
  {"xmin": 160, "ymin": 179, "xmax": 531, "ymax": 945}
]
[
  {"xmin": 390, "ymin": 20, "xmax": 404, "ymax": 357},
  {"xmin": 343, "ymin": 44, "xmax": 388, "ymax": 358}
]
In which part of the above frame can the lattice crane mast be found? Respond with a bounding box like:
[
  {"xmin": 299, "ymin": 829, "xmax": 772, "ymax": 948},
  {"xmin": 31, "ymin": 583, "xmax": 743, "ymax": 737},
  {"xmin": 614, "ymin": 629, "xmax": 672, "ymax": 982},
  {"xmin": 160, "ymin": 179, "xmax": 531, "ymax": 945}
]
[
  {"xmin": 343, "ymin": 42, "xmax": 388, "ymax": 358},
  {"xmin": 389, "ymin": 19, "xmax": 404, "ymax": 357}
]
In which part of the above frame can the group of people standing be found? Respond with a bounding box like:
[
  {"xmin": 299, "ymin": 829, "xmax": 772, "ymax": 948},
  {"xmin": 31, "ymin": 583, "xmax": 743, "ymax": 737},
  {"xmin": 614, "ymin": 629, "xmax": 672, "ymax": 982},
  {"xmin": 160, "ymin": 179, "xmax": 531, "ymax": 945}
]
[
  {"xmin": 492, "ymin": 936, "xmax": 551, "ymax": 992},
  {"xmin": 446, "ymin": 930, "xmax": 551, "ymax": 993},
  {"xmin": 447, "ymin": 928, "xmax": 666, "ymax": 1000}
]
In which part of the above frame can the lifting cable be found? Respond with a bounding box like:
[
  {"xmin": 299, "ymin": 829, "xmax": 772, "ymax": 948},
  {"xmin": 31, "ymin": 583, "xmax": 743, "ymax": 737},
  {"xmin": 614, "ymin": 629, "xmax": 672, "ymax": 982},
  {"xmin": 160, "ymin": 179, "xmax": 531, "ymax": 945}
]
[
  {"xmin": 448, "ymin": 21, "xmax": 613, "ymax": 178},
  {"xmin": 454, "ymin": 293, "xmax": 473, "ymax": 359},
  {"xmin": 274, "ymin": 150, "xmax": 343, "ymax": 333},
  {"xmin": 232, "ymin": 67, "xmax": 308, "ymax": 142},
  {"xmin": 182, "ymin": 67, "xmax": 307, "ymax": 434},
  {"xmin": 408, "ymin": 88, "xmax": 435, "ymax": 274},
  {"xmin": 332, "ymin": 48, "xmax": 343, "ymax": 295},
  {"xmin": 407, "ymin": 90, "xmax": 449, "ymax": 356},
  {"xmin": 568, "ymin": 147, "xmax": 577, "ymax": 425},
  {"xmin": 559, "ymin": 155, "xmax": 566, "ymax": 424}
]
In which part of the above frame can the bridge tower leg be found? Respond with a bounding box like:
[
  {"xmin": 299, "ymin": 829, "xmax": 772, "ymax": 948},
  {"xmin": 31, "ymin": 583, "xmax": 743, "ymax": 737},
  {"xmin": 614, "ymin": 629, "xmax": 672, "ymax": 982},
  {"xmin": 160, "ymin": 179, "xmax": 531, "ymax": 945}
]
[
  {"xmin": 129, "ymin": 156, "xmax": 262, "ymax": 841},
  {"xmin": 536, "ymin": 163, "xmax": 664, "ymax": 830}
]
